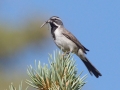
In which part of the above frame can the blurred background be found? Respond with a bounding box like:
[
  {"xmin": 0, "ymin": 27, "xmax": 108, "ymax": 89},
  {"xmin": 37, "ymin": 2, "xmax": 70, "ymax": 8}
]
[{"xmin": 0, "ymin": 0, "xmax": 120, "ymax": 90}]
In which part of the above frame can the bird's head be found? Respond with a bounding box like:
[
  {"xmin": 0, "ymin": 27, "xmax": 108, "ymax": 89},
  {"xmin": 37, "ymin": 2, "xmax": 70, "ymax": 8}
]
[{"xmin": 40, "ymin": 16, "xmax": 63, "ymax": 28}]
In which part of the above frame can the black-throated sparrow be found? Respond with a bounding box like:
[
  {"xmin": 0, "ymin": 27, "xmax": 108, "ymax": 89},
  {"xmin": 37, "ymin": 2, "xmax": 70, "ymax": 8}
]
[{"xmin": 40, "ymin": 16, "xmax": 102, "ymax": 78}]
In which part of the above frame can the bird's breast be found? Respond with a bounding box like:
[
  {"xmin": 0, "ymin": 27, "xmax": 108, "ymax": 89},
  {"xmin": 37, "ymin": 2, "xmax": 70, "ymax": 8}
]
[{"xmin": 54, "ymin": 28, "xmax": 78, "ymax": 52}]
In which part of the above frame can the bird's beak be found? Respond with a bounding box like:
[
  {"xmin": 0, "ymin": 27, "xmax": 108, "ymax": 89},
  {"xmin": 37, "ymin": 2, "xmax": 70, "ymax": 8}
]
[{"xmin": 40, "ymin": 19, "xmax": 50, "ymax": 28}]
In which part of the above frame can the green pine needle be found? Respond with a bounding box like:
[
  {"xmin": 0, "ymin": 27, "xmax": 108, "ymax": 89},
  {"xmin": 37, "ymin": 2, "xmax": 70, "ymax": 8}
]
[
  {"xmin": 7, "ymin": 82, "xmax": 28, "ymax": 90},
  {"xmin": 26, "ymin": 50, "xmax": 87, "ymax": 90}
]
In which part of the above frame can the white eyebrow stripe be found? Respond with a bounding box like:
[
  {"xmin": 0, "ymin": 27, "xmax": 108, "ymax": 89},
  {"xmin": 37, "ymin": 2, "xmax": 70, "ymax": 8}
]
[
  {"xmin": 51, "ymin": 17, "xmax": 62, "ymax": 21},
  {"xmin": 56, "ymin": 17, "xmax": 62, "ymax": 21}
]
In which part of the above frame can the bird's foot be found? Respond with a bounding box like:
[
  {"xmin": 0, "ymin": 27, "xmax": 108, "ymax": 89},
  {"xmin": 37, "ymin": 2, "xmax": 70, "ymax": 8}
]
[{"xmin": 61, "ymin": 51, "xmax": 70, "ymax": 60}]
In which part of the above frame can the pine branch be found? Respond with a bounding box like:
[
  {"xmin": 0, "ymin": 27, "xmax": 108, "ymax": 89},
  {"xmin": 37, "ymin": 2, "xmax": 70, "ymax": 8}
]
[
  {"xmin": 26, "ymin": 50, "xmax": 87, "ymax": 90},
  {"xmin": 7, "ymin": 82, "xmax": 28, "ymax": 90}
]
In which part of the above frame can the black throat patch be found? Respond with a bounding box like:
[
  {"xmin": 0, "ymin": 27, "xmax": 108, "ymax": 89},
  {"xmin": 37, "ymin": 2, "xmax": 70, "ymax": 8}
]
[{"xmin": 50, "ymin": 23, "xmax": 58, "ymax": 40}]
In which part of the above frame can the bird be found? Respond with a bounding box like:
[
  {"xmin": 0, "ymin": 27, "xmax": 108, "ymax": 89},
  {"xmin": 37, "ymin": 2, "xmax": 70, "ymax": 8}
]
[{"xmin": 40, "ymin": 16, "xmax": 102, "ymax": 78}]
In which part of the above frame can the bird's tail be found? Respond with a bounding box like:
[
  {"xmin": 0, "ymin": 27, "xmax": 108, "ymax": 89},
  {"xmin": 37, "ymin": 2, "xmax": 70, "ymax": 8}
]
[
  {"xmin": 81, "ymin": 57, "xmax": 102, "ymax": 78},
  {"xmin": 77, "ymin": 49, "xmax": 102, "ymax": 78}
]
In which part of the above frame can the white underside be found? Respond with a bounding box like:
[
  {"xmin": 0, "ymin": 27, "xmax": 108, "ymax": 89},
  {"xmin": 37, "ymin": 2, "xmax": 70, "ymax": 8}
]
[{"xmin": 54, "ymin": 27, "xmax": 85, "ymax": 58}]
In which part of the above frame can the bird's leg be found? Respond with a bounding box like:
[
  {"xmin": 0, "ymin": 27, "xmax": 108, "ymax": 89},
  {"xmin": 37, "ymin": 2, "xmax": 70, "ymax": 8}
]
[
  {"xmin": 61, "ymin": 51, "xmax": 71, "ymax": 60},
  {"xmin": 63, "ymin": 51, "xmax": 69, "ymax": 56},
  {"xmin": 62, "ymin": 51, "xmax": 70, "ymax": 56}
]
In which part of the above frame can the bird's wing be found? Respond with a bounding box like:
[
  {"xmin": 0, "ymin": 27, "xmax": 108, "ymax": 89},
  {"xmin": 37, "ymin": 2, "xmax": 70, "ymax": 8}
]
[{"xmin": 62, "ymin": 28, "xmax": 89, "ymax": 54}]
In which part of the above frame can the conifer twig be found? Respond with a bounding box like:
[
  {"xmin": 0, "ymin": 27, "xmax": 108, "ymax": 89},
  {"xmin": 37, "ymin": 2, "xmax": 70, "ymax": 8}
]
[
  {"xmin": 7, "ymin": 82, "xmax": 28, "ymax": 90},
  {"xmin": 26, "ymin": 50, "xmax": 87, "ymax": 90}
]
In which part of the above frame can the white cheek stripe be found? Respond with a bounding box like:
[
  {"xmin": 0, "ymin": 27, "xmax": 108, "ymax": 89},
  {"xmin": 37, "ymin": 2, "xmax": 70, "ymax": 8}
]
[{"xmin": 53, "ymin": 22, "xmax": 60, "ymax": 27}]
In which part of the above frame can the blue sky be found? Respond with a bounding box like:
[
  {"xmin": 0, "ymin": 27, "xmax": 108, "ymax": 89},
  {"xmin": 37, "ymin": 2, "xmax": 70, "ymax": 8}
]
[{"xmin": 0, "ymin": 0, "xmax": 120, "ymax": 90}]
